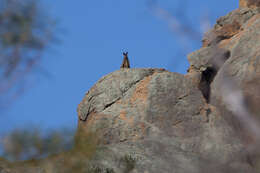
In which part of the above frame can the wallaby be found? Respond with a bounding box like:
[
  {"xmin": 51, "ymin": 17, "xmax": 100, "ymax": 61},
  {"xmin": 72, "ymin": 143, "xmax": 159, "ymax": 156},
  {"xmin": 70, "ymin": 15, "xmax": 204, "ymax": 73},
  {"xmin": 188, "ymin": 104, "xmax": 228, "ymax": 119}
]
[{"xmin": 120, "ymin": 52, "xmax": 130, "ymax": 68}]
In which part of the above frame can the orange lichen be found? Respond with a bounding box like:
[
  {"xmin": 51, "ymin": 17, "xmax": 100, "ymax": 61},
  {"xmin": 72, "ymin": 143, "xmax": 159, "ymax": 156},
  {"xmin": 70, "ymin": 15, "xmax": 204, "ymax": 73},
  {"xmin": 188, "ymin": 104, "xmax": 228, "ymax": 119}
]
[
  {"xmin": 119, "ymin": 110, "xmax": 134, "ymax": 126},
  {"xmin": 185, "ymin": 67, "xmax": 201, "ymax": 86},
  {"xmin": 130, "ymin": 75, "xmax": 152, "ymax": 104},
  {"xmin": 84, "ymin": 113, "xmax": 108, "ymax": 130},
  {"xmin": 240, "ymin": 0, "xmax": 260, "ymax": 8},
  {"xmin": 219, "ymin": 14, "xmax": 260, "ymax": 50},
  {"xmin": 216, "ymin": 20, "xmax": 241, "ymax": 39},
  {"xmin": 240, "ymin": 0, "xmax": 249, "ymax": 8},
  {"xmin": 132, "ymin": 122, "xmax": 147, "ymax": 141},
  {"xmin": 246, "ymin": 14, "xmax": 260, "ymax": 28}
]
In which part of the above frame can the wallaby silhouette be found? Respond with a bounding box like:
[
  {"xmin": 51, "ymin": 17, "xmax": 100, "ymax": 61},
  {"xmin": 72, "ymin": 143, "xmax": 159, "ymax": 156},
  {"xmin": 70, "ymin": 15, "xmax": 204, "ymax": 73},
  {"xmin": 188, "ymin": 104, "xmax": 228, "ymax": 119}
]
[{"xmin": 120, "ymin": 52, "xmax": 130, "ymax": 68}]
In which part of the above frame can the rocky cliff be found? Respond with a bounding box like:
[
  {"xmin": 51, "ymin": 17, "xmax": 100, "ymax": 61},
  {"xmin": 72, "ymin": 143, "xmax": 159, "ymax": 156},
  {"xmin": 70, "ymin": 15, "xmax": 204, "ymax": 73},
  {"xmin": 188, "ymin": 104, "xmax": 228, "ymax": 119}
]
[
  {"xmin": 1, "ymin": 0, "xmax": 260, "ymax": 172},
  {"xmin": 76, "ymin": 1, "xmax": 260, "ymax": 172}
]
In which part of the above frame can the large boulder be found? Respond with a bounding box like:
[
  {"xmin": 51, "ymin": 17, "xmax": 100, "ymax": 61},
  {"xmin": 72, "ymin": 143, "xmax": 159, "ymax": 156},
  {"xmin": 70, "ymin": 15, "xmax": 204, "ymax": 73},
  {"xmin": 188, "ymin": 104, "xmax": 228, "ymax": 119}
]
[
  {"xmin": 77, "ymin": 2, "xmax": 260, "ymax": 173},
  {"xmin": 3, "ymin": 0, "xmax": 260, "ymax": 172},
  {"xmin": 77, "ymin": 68, "xmax": 252, "ymax": 173}
]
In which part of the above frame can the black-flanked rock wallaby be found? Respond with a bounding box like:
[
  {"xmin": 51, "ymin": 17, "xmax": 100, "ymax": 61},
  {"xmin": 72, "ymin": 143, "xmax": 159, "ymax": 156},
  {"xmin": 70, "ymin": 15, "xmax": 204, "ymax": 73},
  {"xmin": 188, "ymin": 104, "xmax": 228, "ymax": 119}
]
[{"xmin": 120, "ymin": 52, "xmax": 130, "ymax": 68}]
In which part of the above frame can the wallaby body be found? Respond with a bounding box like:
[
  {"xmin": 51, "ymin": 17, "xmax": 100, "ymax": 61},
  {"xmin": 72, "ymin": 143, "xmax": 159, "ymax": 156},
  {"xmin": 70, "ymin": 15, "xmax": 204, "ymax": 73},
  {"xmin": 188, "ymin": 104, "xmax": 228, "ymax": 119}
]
[{"xmin": 120, "ymin": 52, "xmax": 130, "ymax": 68}]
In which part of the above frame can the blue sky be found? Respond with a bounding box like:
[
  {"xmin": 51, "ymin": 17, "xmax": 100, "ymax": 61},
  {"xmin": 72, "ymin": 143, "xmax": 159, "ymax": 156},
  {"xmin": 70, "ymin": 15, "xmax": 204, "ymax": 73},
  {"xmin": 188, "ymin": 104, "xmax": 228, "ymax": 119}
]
[{"xmin": 0, "ymin": 0, "xmax": 238, "ymax": 134}]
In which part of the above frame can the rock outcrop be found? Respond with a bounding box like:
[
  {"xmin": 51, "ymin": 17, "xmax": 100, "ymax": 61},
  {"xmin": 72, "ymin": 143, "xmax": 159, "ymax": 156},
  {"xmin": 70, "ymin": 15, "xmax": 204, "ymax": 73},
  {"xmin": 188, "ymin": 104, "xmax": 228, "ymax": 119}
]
[
  {"xmin": 77, "ymin": 68, "xmax": 253, "ymax": 172},
  {"xmin": 188, "ymin": 0, "xmax": 260, "ymax": 140},
  {"xmin": 240, "ymin": 0, "xmax": 260, "ymax": 8},
  {"xmin": 2, "ymin": 0, "xmax": 260, "ymax": 172},
  {"xmin": 77, "ymin": 1, "xmax": 260, "ymax": 172}
]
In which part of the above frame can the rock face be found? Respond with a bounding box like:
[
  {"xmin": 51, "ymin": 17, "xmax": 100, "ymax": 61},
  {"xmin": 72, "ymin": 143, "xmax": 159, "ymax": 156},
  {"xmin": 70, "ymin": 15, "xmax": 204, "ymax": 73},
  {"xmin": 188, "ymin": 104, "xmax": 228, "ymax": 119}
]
[
  {"xmin": 3, "ymin": 1, "xmax": 260, "ymax": 172},
  {"xmin": 188, "ymin": 3, "xmax": 260, "ymax": 135},
  {"xmin": 77, "ymin": 3, "xmax": 260, "ymax": 173},
  {"xmin": 239, "ymin": 0, "xmax": 260, "ymax": 8},
  {"xmin": 78, "ymin": 68, "xmax": 252, "ymax": 173}
]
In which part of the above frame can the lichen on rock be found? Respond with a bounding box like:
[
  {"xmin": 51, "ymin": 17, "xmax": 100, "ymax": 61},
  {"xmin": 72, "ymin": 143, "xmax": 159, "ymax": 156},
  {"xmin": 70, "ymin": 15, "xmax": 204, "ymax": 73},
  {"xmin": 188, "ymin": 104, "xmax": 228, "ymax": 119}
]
[{"xmin": 76, "ymin": 2, "xmax": 260, "ymax": 172}]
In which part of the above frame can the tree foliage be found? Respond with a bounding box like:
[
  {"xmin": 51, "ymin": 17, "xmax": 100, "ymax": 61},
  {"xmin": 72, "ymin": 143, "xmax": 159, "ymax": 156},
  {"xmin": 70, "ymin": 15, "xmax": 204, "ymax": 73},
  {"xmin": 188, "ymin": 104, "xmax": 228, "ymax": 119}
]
[
  {"xmin": 1, "ymin": 128, "xmax": 73, "ymax": 161},
  {"xmin": 0, "ymin": 0, "xmax": 56, "ymax": 105}
]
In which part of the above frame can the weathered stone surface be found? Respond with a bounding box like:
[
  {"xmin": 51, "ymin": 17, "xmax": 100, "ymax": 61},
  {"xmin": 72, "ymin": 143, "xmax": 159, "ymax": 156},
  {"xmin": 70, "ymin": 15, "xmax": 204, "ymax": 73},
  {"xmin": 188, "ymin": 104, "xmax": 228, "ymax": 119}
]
[
  {"xmin": 77, "ymin": 68, "xmax": 165, "ymax": 122},
  {"xmin": 188, "ymin": 6, "xmax": 260, "ymax": 105},
  {"xmin": 202, "ymin": 8, "xmax": 259, "ymax": 47},
  {"xmin": 209, "ymin": 11, "xmax": 260, "ymax": 145},
  {"xmin": 77, "ymin": 68, "xmax": 252, "ymax": 172},
  {"xmin": 188, "ymin": 3, "xmax": 260, "ymax": 171},
  {"xmin": 240, "ymin": 0, "xmax": 260, "ymax": 8},
  {"xmin": 76, "ymin": 2, "xmax": 260, "ymax": 172},
  {"xmin": 4, "ymin": 0, "xmax": 260, "ymax": 172},
  {"xmin": 78, "ymin": 69, "xmax": 205, "ymax": 142},
  {"xmin": 187, "ymin": 46, "xmax": 230, "ymax": 72},
  {"xmin": 211, "ymin": 16, "xmax": 260, "ymax": 92}
]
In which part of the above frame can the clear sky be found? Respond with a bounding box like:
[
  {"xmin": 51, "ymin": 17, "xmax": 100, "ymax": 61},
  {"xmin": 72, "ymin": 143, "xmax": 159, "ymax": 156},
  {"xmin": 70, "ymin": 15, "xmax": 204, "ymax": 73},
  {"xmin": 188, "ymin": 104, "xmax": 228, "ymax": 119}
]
[{"xmin": 0, "ymin": 0, "xmax": 238, "ymax": 134}]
